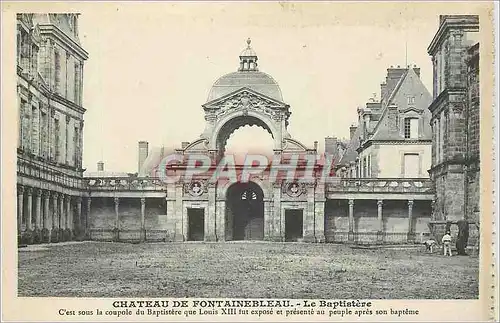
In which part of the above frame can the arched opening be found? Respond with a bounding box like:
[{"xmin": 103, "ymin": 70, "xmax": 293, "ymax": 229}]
[
  {"xmin": 225, "ymin": 181, "xmax": 264, "ymax": 241},
  {"xmin": 216, "ymin": 115, "xmax": 275, "ymax": 161}
]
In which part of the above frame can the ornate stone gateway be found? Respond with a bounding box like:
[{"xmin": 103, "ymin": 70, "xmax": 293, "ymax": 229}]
[
  {"xmin": 163, "ymin": 39, "xmax": 325, "ymax": 242},
  {"xmin": 226, "ymin": 181, "xmax": 265, "ymax": 241}
]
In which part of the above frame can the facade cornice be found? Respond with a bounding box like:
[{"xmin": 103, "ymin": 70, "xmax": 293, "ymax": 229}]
[
  {"xmin": 17, "ymin": 75, "xmax": 86, "ymax": 116},
  {"xmin": 38, "ymin": 24, "xmax": 89, "ymax": 60},
  {"xmin": 428, "ymin": 87, "xmax": 467, "ymax": 115},
  {"xmin": 427, "ymin": 16, "xmax": 479, "ymax": 55},
  {"xmin": 359, "ymin": 139, "xmax": 432, "ymax": 151}
]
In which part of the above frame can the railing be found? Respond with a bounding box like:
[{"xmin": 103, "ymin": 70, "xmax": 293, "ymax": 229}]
[
  {"xmin": 17, "ymin": 156, "xmax": 84, "ymax": 190},
  {"xmin": 325, "ymin": 231, "xmax": 424, "ymax": 245},
  {"xmin": 84, "ymin": 177, "xmax": 166, "ymax": 191},
  {"xmin": 326, "ymin": 178, "xmax": 434, "ymax": 194}
]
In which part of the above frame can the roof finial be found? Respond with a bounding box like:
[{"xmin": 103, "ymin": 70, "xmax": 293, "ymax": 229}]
[{"xmin": 247, "ymin": 37, "xmax": 251, "ymax": 47}]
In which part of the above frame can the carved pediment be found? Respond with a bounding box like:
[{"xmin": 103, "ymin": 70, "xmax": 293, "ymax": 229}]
[
  {"xmin": 183, "ymin": 138, "xmax": 210, "ymax": 152},
  {"xmin": 400, "ymin": 107, "xmax": 423, "ymax": 115},
  {"xmin": 282, "ymin": 138, "xmax": 310, "ymax": 152},
  {"xmin": 203, "ymin": 88, "xmax": 289, "ymax": 123}
]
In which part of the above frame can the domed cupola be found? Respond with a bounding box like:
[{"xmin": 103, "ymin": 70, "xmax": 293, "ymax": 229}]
[
  {"xmin": 206, "ymin": 39, "xmax": 284, "ymax": 102},
  {"xmin": 239, "ymin": 38, "xmax": 258, "ymax": 71}
]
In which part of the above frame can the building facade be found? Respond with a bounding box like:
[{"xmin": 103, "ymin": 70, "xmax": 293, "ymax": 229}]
[
  {"xmin": 325, "ymin": 65, "xmax": 434, "ymax": 244},
  {"xmin": 84, "ymin": 40, "xmax": 434, "ymax": 245},
  {"xmin": 427, "ymin": 15, "xmax": 480, "ymax": 237},
  {"xmin": 16, "ymin": 14, "xmax": 89, "ymax": 244},
  {"xmin": 18, "ymin": 16, "xmax": 480, "ymax": 247}
]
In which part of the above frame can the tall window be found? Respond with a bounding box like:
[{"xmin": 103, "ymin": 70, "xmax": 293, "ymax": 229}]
[
  {"xmin": 41, "ymin": 111, "xmax": 47, "ymax": 158},
  {"xmin": 31, "ymin": 105, "xmax": 38, "ymax": 155},
  {"xmin": 19, "ymin": 99, "xmax": 25, "ymax": 148},
  {"xmin": 439, "ymin": 111, "xmax": 445, "ymax": 161},
  {"xmin": 74, "ymin": 126, "xmax": 79, "ymax": 167},
  {"xmin": 54, "ymin": 50, "xmax": 61, "ymax": 93},
  {"xmin": 404, "ymin": 118, "xmax": 419, "ymax": 139},
  {"xmin": 74, "ymin": 62, "xmax": 81, "ymax": 105},
  {"xmin": 54, "ymin": 118, "xmax": 60, "ymax": 162},
  {"xmin": 241, "ymin": 190, "xmax": 257, "ymax": 200}
]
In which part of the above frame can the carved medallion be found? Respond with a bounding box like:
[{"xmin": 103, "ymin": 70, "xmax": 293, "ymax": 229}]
[
  {"xmin": 187, "ymin": 181, "xmax": 205, "ymax": 197},
  {"xmin": 285, "ymin": 181, "xmax": 305, "ymax": 198}
]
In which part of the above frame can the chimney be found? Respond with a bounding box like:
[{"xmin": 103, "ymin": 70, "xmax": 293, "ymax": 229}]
[
  {"xmin": 97, "ymin": 161, "xmax": 104, "ymax": 172},
  {"xmin": 385, "ymin": 66, "xmax": 407, "ymax": 98},
  {"xmin": 314, "ymin": 141, "xmax": 318, "ymax": 151},
  {"xmin": 325, "ymin": 136, "xmax": 338, "ymax": 157},
  {"xmin": 138, "ymin": 141, "xmax": 149, "ymax": 173},
  {"xmin": 349, "ymin": 124, "xmax": 357, "ymax": 139},
  {"xmin": 380, "ymin": 82, "xmax": 387, "ymax": 101},
  {"xmin": 182, "ymin": 142, "xmax": 190, "ymax": 149},
  {"xmin": 387, "ymin": 105, "xmax": 399, "ymax": 132}
]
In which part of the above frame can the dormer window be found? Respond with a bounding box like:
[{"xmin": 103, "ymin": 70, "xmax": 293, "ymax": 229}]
[{"xmin": 404, "ymin": 117, "xmax": 419, "ymax": 139}]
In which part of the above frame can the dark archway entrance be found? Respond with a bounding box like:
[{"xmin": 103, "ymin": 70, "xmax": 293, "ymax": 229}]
[{"xmin": 226, "ymin": 182, "xmax": 264, "ymax": 241}]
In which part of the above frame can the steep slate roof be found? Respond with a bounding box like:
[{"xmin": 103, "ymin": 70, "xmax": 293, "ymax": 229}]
[
  {"xmin": 338, "ymin": 125, "xmax": 362, "ymax": 166},
  {"xmin": 370, "ymin": 68, "xmax": 432, "ymax": 141},
  {"xmin": 337, "ymin": 67, "xmax": 432, "ymax": 166}
]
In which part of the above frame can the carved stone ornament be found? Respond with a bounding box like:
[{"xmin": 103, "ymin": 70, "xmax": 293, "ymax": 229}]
[
  {"xmin": 285, "ymin": 181, "xmax": 306, "ymax": 198},
  {"xmin": 213, "ymin": 91, "xmax": 285, "ymax": 121},
  {"xmin": 186, "ymin": 181, "xmax": 205, "ymax": 197}
]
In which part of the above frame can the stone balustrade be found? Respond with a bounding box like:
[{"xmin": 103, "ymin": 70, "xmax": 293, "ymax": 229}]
[
  {"xmin": 326, "ymin": 178, "xmax": 434, "ymax": 194},
  {"xmin": 17, "ymin": 156, "xmax": 83, "ymax": 191},
  {"xmin": 84, "ymin": 177, "xmax": 166, "ymax": 191}
]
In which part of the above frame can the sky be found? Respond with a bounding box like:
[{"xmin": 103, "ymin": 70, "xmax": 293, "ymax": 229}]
[{"xmin": 77, "ymin": 2, "xmax": 453, "ymax": 173}]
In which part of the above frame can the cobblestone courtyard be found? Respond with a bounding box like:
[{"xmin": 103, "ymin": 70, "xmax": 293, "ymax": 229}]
[{"xmin": 18, "ymin": 242, "xmax": 479, "ymax": 299}]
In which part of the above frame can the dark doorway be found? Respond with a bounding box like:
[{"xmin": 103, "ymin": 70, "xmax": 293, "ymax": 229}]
[
  {"xmin": 226, "ymin": 182, "xmax": 264, "ymax": 240},
  {"xmin": 188, "ymin": 208, "xmax": 205, "ymax": 241},
  {"xmin": 285, "ymin": 209, "xmax": 303, "ymax": 242}
]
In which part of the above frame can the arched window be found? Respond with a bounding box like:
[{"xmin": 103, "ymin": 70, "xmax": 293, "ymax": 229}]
[
  {"xmin": 241, "ymin": 190, "xmax": 257, "ymax": 200},
  {"xmin": 404, "ymin": 117, "xmax": 419, "ymax": 139}
]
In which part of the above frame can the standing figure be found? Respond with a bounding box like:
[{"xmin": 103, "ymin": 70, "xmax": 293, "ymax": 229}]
[{"xmin": 441, "ymin": 231, "xmax": 452, "ymax": 256}]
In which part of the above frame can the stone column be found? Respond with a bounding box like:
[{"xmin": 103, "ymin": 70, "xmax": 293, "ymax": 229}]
[
  {"xmin": 377, "ymin": 200, "xmax": 384, "ymax": 242},
  {"xmin": 17, "ymin": 185, "xmax": 24, "ymax": 233},
  {"xmin": 43, "ymin": 191, "xmax": 51, "ymax": 231},
  {"xmin": 303, "ymin": 183, "xmax": 316, "ymax": 242},
  {"xmin": 272, "ymin": 182, "xmax": 282, "ymax": 241},
  {"xmin": 314, "ymin": 201, "xmax": 325, "ymax": 243},
  {"xmin": 59, "ymin": 193, "xmax": 65, "ymax": 229},
  {"xmin": 407, "ymin": 200, "xmax": 415, "ymax": 242},
  {"xmin": 35, "ymin": 189, "xmax": 42, "ymax": 229},
  {"xmin": 215, "ymin": 199, "xmax": 226, "ymax": 241},
  {"xmin": 26, "ymin": 187, "xmax": 33, "ymax": 231},
  {"xmin": 75, "ymin": 197, "xmax": 82, "ymax": 232},
  {"xmin": 205, "ymin": 183, "xmax": 217, "ymax": 242},
  {"xmin": 114, "ymin": 197, "xmax": 120, "ymax": 241},
  {"xmin": 348, "ymin": 199, "xmax": 354, "ymax": 242},
  {"xmin": 140, "ymin": 197, "xmax": 146, "ymax": 242},
  {"xmin": 314, "ymin": 182, "xmax": 325, "ymax": 243},
  {"xmin": 66, "ymin": 195, "xmax": 72, "ymax": 230},
  {"xmin": 175, "ymin": 184, "xmax": 185, "ymax": 241},
  {"xmin": 86, "ymin": 197, "xmax": 91, "ymax": 236},
  {"xmin": 263, "ymin": 200, "xmax": 270, "ymax": 240},
  {"xmin": 52, "ymin": 193, "xmax": 59, "ymax": 231},
  {"xmin": 165, "ymin": 185, "xmax": 176, "ymax": 241}
]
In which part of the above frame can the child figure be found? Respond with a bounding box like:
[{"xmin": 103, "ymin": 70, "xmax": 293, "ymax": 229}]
[
  {"xmin": 424, "ymin": 239, "xmax": 437, "ymax": 253},
  {"xmin": 441, "ymin": 231, "xmax": 452, "ymax": 256}
]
